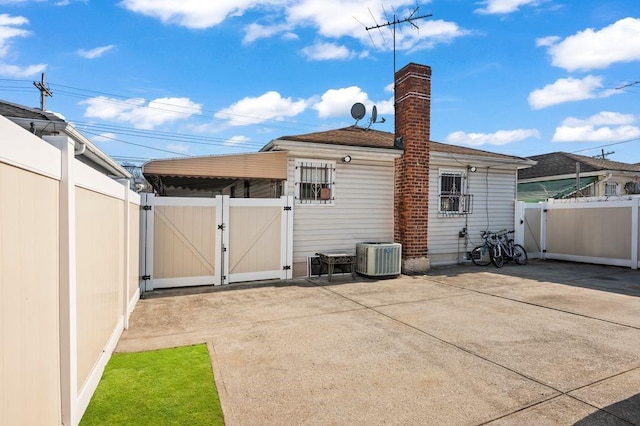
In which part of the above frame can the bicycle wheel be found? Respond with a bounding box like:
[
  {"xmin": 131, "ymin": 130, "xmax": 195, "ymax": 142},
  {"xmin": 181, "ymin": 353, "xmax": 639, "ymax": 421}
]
[
  {"xmin": 513, "ymin": 244, "xmax": 528, "ymax": 265},
  {"xmin": 470, "ymin": 245, "xmax": 491, "ymax": 266},
  {"xmin": 491, "ymin": 246, "xmax": 505, "ymax": 268}
]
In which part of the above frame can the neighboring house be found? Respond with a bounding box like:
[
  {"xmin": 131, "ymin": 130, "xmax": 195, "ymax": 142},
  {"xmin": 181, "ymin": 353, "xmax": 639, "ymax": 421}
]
[
  {"xmin": 0, "ymin": 99, "xmax": 130, "ymax": 178},
  {"xmin": 518, "ymin": 151, "xmax": 640, "ymax": 202}
]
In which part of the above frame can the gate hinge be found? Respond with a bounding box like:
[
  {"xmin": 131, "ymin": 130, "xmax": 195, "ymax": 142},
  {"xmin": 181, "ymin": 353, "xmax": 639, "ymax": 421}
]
[
  {"xmin": 217, "ymin": 223, "xmax": 225, "ymax": 230},
  {"xmin": 142, "ymin": 275, "xmax": 151, "ymax": 280},
  {"xmin": 143, "ymin": 205, "xmax": 152, "ymax": 211},
  {"xmin": 223, "ymin": 246, "xmax": 227, "ymax": 252},
  {"xmin": 282, "ymin": 265, "xmax": 291, "ymax": 270},
  {"xmin": 283, "ymin": 206, "xmax": 292, "ymax": 211},
  {"xmin": 542, "ymin": 250, "xmax": 547, "ymax": 253},
  {"xmin": 222, "ymin": 275, "xmax": 227, "ymax": 281}
]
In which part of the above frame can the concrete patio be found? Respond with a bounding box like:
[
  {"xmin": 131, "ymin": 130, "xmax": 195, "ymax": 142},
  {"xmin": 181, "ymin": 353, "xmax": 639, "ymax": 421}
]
[{"xmin": 117, "ymin": 260, "xmax": 640, "ymax": 425}]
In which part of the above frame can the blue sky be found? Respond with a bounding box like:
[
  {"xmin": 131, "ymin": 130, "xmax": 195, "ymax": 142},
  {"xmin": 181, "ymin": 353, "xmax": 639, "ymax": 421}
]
[{"xmin": 1, "ymin": 0, "xmax": 640, "ymax": 165}]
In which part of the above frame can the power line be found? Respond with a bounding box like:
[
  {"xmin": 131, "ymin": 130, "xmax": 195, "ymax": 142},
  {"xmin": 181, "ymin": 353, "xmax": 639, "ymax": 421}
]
[{"xmin": 569, "ymin": 136, "xmax": 640, "ymax": 155}]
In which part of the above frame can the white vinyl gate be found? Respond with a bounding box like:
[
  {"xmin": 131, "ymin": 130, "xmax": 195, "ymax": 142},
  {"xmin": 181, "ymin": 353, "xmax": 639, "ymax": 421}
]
[{"xmin": 140, "ymin": 194, "xmax": 293, "ymax": 290}]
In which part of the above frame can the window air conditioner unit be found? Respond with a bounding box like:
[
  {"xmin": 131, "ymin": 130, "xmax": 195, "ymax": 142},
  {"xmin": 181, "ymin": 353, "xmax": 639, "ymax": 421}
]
[{"xmin": 356, "ymin": 242, "xmax": 402, "ymax": 277}]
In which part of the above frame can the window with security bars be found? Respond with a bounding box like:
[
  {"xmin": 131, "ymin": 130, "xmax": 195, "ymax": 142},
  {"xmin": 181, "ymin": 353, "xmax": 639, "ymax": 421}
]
[
  {"xmin": 604, "ymin": 182, "xmax": 618, "ymax": 196},
  {"xmin": 439, "ymin": 171, "xmax": 472, "ymax": 215},
  {"xmin": 295, "ymin": 160, "xmax": 335, "ymax": 204}
]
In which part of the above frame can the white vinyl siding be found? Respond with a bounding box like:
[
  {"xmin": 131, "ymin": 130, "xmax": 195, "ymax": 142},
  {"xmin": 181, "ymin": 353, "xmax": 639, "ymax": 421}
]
[
  {"xmin": 286, "ymin": 157, "xmax": 396, "ymax": 272},
  {"xmin": 428, "ymin": 161, "xmax": 519, "ymax": 266}
]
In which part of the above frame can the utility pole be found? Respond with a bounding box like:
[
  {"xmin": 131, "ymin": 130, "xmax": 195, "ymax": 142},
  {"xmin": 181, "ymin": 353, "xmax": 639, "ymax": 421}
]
[
  {"xmin": 365, "ymin": 6, "xmax": 432, "ymax": 76},
  {"xmin": 595, "ymin": 148, "xmax": 614, "ymax": 160},
  {"xmin": 33, "ymin": 72, "xmax": 53, "ymax": 111}
]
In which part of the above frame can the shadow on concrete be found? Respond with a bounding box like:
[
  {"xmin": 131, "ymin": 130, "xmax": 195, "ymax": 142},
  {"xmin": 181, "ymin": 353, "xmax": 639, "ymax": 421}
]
[
  {"xmin": 427, "ymin": 259, "xmax": 640, "ymax": 298},
  {"xmin": 573, "ymin": 393, "xmax": 640, "ymax": 425},
  {"xmin": 141, "ymin": 259, "xmax": 639, "ymax": 300}
]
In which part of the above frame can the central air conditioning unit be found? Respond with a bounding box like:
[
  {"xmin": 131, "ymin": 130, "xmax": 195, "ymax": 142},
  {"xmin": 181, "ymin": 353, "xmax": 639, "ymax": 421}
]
[{"xmin": 356, "ymin": 242, "xmax": 402, "ymax": 277}]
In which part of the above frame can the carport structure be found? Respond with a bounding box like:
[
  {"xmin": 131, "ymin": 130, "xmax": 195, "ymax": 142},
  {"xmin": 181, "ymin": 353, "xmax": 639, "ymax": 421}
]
[{"xmin": 141, "ymin": 151, "xmax": 293, "ymax": 289}]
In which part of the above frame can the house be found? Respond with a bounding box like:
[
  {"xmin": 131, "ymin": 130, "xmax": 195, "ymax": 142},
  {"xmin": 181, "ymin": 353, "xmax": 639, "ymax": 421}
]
[
  {"xmin": 143, "ymin": 63, "xmax": 535, "ymax": 276},
  {"xmin": 518, "ymin": 151, "xmax": 640, "ymax": 202},
  {"xmin": 0, "ymin": 99, "xmax": 130, "ymax": 178}
]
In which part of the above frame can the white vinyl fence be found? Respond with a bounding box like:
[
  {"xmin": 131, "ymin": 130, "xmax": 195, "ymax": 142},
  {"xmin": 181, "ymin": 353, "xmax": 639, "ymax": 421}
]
[
  {"xmin": 516, "ymin": 198, "xmax": 639, "ymax": 269},
  {"xmin": 0, "ymin": 116, "xmax": 140, "ymax": 426}
]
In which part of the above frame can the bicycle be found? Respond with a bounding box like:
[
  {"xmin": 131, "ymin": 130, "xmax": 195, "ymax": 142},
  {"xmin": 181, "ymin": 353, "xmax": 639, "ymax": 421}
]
[
  {"xmin": 491, "ymin": 230, "xmax": 528, "ymax": 268},
  {"xmin": 469, "ymin": 231, "xmax": 496, "ymax": 266}
]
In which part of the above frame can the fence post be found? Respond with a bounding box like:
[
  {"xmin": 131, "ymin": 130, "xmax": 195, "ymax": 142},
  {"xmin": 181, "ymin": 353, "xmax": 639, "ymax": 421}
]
[
  {"xmin": 142, "ymin": 193, "xmax": 155, "ymax": 292},
  {"xmin": 118, "ymin": 179, "xmax": 131, "ymax": 328},
  {"xmin": 514, "ymin": 201, "xmax": 525, "ymax": 246},
  {"xmin": 47, "ymin": 135, "xmax": 79, "ymax": 426},
  {"xmin": 540, "ymin": 201, "xmax": 547, "ymax": 260},
  {"xmin": 632, "ymin": 197, "xmax": 638, "ymax": 270}
]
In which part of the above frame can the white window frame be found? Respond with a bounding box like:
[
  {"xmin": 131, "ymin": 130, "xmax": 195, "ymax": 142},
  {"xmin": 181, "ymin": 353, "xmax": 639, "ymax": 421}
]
[
  {"xmin": 294, "ymin": 159, "xmax": 336, "ymax": 206},
  {"xmin": 604, "ymin": 181, "xmax": 618, "ymax": 196},
  {"xmin": 438, "ymin": 169, "xmax": 472, "ymax": 216}
]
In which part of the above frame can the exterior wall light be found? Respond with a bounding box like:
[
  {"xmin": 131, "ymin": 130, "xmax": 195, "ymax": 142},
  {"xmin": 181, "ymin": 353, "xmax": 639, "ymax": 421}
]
[
  {"xmin": 467, "ymin": 166, "xmax": 477, "ymax": 172},
  {"xmin": 342, "ymin": 155, "xmax": 352, "ymax": 163}
]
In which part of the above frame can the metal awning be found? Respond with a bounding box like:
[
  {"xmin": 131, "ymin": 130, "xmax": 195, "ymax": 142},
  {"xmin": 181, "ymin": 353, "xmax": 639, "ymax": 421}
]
[
  {"xmin": 518, "ymin": 176, "xmax": 598, "ymax": 202},
  {"xmin": 143, "ymin": 151, "xmax": 288, "ymax": 195}
]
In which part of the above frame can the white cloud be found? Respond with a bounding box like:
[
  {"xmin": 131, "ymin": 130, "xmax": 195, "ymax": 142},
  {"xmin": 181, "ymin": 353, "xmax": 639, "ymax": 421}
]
[
  {"xmin": 91, "ymin": 132, "xmax": 117, "ymax": 143},
  {"xmin": 214, "ymin": 91, "xmax": 308, "ymax": 126},
  {"xmin": 445, "ymin": 128, "xmax": 540, "ymax": 146},
  {"xmin": 541, "ymin": 17, "xmax": 640, "ymax": 72},
  {"xmin": 0, "ymin": 14, "xmax": 48, "ymax": 76},
  {"xmin": 313, "ymin": 86, "xmax": 392, "ymax": 118},
  {"xmin": 301, "ymin": 41, "xmax": 353, "ymax": 61},
  {"xmin": 243, "ymin": 22, "xmax": 293, "ymax": 44},
  {"xmin": 77, "ymin": 44, "xmax": 115, "ymax": 59},
  {"xmin": 83, "ymin": 96, "xmax": 202, "ymax": 129},
  {"xmin": 0, "ymin": 13, "xmax": 30, "ymax": 57},
  {"xmin": 535, "ymin": 35, "xmax": 559, "ymax": 47},
  {"xmin": 167, "ymin": 143, "xmax": 189, "ymax": 152},
  {"xmin": 561, "ymin": 111, "xmax": 636, "ymax": 127},
  {"xmin": 313, "ymin": 86, "xmax": 367, "ymax": 118},
  {"xmin": 119, "ymin": 0, "xmax": 282, "ymax": 29},
  {"xmin": 224, "ymin": 135, "xmax": 250, "ymax": 147},
  {"xmin": 552, "ymin": 111, "xmax": 640, "ymax": 142},
  {"xmin": 121, "ymin": 1, "xmax": 468, "ymax": 53},
  {"xmin": 527, "ymin": 75, "xmax": 618, "ymax": 109},
  {"xmin": 475, "ymin": 0, "xmax": 540, "ymax": 15},
  {"xmin": 0, "ymin": 62, "xmax": 46, "ymax": 77},
  {"xmin": 553, "ymin": 125, "xmax": 640, "ymax": 142}
]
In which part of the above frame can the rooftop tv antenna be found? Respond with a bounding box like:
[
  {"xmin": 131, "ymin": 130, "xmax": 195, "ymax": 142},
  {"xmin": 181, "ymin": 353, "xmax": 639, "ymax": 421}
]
[
  {"xmin": 33, "ymin": 72, "xmax": 53, "ymax": 111},
  {"xmin": 365, "ymin": 5, "xmax": 432, "ymax": 75}
]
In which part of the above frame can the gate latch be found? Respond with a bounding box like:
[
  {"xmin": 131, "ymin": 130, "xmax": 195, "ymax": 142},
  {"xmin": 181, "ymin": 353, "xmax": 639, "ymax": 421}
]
[
  {"xmin": 143, "ymin": 205, "xmax": 152, "ymax": 211},
  {"xmin": 142, "ymin": 275, "xmax": 151, "ymax": 280}
]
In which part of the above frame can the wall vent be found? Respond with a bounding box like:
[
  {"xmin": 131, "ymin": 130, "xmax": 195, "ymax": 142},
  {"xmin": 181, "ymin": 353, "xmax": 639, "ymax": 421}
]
[{"xmin": 356, "ymin": 242, "xmax": 402, "ymax": 277}]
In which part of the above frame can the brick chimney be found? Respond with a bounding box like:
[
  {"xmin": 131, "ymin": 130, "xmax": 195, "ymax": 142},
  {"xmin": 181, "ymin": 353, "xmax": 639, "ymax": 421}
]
[{"xmin": 394, "ymin": 63, "xmax": 431, "ymax": 273}]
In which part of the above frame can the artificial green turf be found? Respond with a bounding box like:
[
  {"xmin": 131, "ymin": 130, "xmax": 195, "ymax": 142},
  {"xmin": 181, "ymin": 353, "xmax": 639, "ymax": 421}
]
[{"xmin": 80, "ymin": 344, "xmax": 224, "ymax": 425}]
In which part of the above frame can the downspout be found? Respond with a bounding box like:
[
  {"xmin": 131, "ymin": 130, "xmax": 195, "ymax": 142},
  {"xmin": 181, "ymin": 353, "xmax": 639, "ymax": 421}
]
[{"xmin": 74, "ymin": 141, "xmax": 86, "ymax": 156}]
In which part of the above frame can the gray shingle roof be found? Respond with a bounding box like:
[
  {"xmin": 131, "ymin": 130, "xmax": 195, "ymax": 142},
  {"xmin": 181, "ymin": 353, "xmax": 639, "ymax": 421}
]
[
  {"xmin": 518, "ymin": 152, "xmax": 640, "ymax": 179},
  {"xmin": 0, "ymin": 99, "xmax": 65, "ymax": 123},
  {"xmin": 276, "ymin": 127, "xmax": 530, "ymax": 161}
]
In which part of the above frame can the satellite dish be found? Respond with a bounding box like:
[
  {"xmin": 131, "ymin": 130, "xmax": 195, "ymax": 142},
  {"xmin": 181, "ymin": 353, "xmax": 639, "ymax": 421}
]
[
  {"xmin": 351, "ymin": 102, "xmax": 366, "ymax": 121},
  {"xmin": 371, "ymin": 105, "xmax": 378, "ymax": 123}
]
